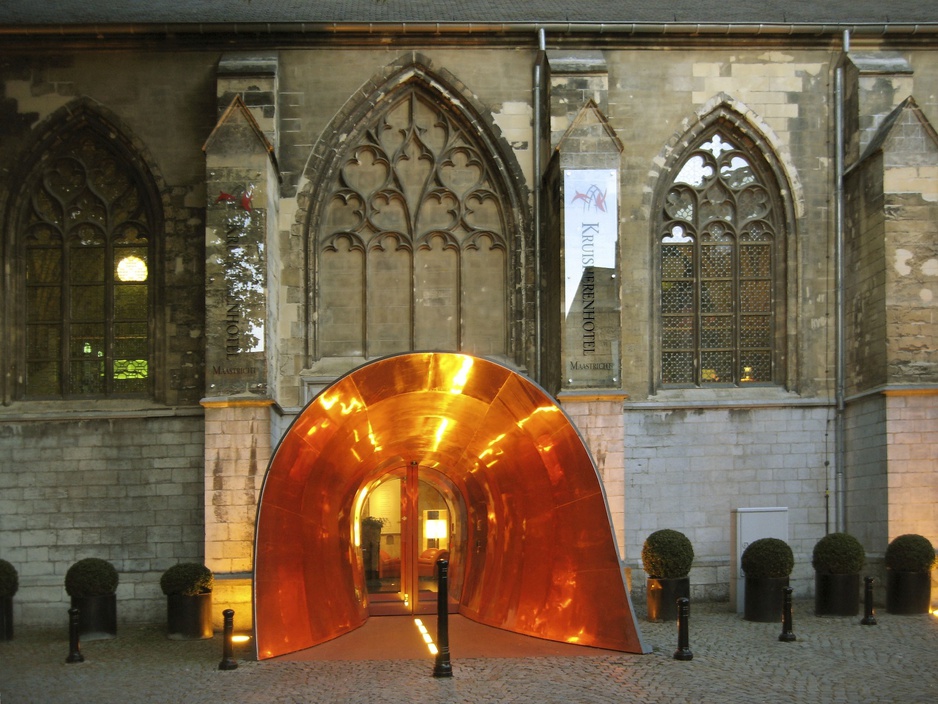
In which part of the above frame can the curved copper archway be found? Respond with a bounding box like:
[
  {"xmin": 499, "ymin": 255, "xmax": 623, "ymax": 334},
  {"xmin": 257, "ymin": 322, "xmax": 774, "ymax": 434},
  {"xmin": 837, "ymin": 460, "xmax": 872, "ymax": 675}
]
[{"xmin": 253, "ymin": 352, "xmax": 647, "ymax": 659}]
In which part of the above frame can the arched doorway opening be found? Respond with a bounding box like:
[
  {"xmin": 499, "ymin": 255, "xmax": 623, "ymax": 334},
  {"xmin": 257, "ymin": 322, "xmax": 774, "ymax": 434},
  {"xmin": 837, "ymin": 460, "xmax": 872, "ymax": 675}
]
[
  {"xmin": 253, "ymin": 353, "xmax": 647, "ymax": 659},
  {"xmin": 356, "ymin": 464, "xmax": 465, "ymax": 615}
]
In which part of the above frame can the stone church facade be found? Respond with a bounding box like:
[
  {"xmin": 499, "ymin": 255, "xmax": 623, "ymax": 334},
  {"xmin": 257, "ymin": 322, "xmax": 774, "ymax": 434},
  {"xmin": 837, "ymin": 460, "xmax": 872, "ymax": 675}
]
[{"xmin": 1, "ymin": 6, "xmax": 936, "ymax": 628}]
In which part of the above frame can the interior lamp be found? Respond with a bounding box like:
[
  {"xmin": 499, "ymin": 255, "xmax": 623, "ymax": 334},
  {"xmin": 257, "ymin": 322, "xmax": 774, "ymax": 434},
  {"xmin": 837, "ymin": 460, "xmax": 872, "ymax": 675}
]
[
  {"xmin": 425, "ymin": 519, "xmax": 447, "ymax": 542},
  {"xmin": 116, "ymin": 255, "xmax": 148, "ymax": 282}
]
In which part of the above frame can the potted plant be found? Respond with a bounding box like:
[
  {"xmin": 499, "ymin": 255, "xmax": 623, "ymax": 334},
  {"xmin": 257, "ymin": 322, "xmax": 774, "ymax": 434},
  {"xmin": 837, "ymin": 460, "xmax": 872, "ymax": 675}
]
[
  {"xmin": 812, "ymin": 532, "xmax": 865, "ymax": 616},
  {"xmin": 641, "ymin": 529, "xmax": 694, "ymax": 622},
  {"xmin": 885, "ymin": 533, "xmax": 936, "ymax": 615},
  {"xmin": 741, "ymin": 537, "xmax": 794, "ymax": 623},
  {"xmin": 361, "ymin": 516, "xmax": 386, "ymax": 583},
  {"xmin": 160, "ymin": 563, "xmax": 214, "ymax": 639},
  {"xmin": 65, "ymin": 557, "xmax": 119, "ymax": 639},
  {"xmin": 0, "ymin": 559, "xmax": 18, "ymax": 641}
]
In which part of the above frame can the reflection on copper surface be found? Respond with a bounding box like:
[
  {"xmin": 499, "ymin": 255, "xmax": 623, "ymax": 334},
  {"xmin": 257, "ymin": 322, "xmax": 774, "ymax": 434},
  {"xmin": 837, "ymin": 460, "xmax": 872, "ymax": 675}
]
[{"xmin": 254, "ymin": 352, "xmax": 647, "ymax": 659}]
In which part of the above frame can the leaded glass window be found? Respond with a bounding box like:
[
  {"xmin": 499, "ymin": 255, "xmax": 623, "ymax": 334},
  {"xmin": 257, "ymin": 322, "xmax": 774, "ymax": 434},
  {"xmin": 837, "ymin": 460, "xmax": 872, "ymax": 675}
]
[
  {"xmin": 22, "ymin": 129, "xmax": 152, "ymax": 397},
  {"xmin": 659, "ymin": 131, "xmax": 779, "ymax": 387}
]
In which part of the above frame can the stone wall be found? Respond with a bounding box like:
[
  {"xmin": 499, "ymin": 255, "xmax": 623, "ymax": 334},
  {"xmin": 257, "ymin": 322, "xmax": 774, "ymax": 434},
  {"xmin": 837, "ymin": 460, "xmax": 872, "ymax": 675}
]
[
  {"xmin": 622, "ymin": 403, "xmax": 830, "ymax": 600},
  {"xmin": 845, "ymin": 153, "xmax": 889, "ymax": 394},
  {"xmin": 0, "ymin": 411, "xmax": 204, "ymax": 626},
  {"xmin": 844, "ymin": 393, "xmax": 889, "ymax": 553},
  {"xmin": 884, "ymin": 392, "xmax": 938, "ymax": 540},
  {"xmin": 2, "ymin": 40, "xmax": 938, "ymax": 629}
]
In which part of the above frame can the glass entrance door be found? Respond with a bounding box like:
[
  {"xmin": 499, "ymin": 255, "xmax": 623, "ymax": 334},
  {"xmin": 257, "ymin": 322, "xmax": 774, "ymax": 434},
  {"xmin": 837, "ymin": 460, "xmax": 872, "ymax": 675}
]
[{"xmin": 357, "ymin": 465, "xmax": 461, "ymax": 615}]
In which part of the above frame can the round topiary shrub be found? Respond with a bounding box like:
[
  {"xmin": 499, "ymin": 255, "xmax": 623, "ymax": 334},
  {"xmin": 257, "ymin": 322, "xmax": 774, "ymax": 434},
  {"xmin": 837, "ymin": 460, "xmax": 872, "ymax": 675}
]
[
  {"xmin": 812, "ymin": 532, "xmax": 865, "ymax": 575},
  {"xmin": 741, "ymin": 537, "xmax": 794, "ymax": 579},
  {"xmin": 0, "ymin": 559, "xmax": 18, "ymax": 598},
  {"xmin": 65, "ymin": 558, "xmax": 119, "ymax": 598},
  {"xmin": 160, "ymin": 563, "xmax": 214, "ymax": 596},
  {"xmin": 641, "ymin": 529, "xmax": 694, "ymax": 579},
  {"xmin": 884, "ymin": 534, "xmax": 936, "ymax": 573}
]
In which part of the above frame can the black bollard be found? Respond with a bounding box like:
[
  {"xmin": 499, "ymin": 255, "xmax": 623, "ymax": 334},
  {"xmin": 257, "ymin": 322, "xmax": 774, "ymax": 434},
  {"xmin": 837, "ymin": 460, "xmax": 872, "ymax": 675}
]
[
  {"xmin": 860, "ymin": 576, "xmax": 877, "ymax": 626},
  {"xmin": 218, "ymin": 608, "xmax": 238, "ymax": 670},
  {"xmin": 778, "ymin": 586, "xmax": 796, "ymax": 642},
  {"xmin": 432, "ymin": 558, "xmax": 453, "ymax": 678},
  {"xmin": 66, "ymin": 607, "xmax": 84, "ymax": 663},
  {"xmin": 673, "ymin": 597, "xmax": 693, "ymax": 661}
]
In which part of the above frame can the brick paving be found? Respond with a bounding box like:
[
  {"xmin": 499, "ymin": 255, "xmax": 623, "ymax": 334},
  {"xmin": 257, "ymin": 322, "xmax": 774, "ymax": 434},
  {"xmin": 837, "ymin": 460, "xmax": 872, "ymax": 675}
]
[{"xmin": 1, "ymin": 600, "xmax": 936, "ymax": 704}]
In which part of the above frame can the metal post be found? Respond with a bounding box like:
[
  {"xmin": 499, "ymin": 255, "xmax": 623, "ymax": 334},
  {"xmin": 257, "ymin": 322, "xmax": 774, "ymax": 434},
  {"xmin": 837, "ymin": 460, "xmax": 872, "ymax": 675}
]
[
  {"xmin": 218, "ymin": 608, "xmax": 238, "ymax": 670},
  {"xmin": 779, "ymin": 586, "xmax": 796, "ymax": 642},
  {"xmin": 65, "ymin": 607, "xmax": 84, "ymax": 664},
  {"xmin": 860, "ymin": 576, "xmax": 877, "ymax": 626},
  {"xmin": 673, "ymin": 597, "xmax": 693, "ymax": 661},
  {"xmin": 432, "ymin": 558, "xmax": 453, "ymax": 678}
]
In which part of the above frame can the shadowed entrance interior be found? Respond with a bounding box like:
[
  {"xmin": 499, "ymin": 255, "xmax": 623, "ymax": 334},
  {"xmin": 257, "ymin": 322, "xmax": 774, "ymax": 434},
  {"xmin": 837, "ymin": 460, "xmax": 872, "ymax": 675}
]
[{"xmin": 253, "ymin": 352, "xmax": 647, "ymax": 660}]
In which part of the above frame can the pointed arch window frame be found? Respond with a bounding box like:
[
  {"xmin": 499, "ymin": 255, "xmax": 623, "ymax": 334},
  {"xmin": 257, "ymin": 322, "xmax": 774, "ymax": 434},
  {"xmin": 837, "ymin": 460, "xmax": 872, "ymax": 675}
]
[
  {"xmin": 9, "ymin": 105, "xmax": 162, "ymax": 401},
  {"xmin": 309, "ymin": 77, "xmax": 519, "ymax": 363},
  {"xmin": 655, "ymin": 117, "xmax": 789, "ymax": 389}
]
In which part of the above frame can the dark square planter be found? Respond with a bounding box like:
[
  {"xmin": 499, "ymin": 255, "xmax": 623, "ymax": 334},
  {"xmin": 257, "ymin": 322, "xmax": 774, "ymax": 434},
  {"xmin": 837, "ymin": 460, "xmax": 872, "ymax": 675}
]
[
  {"xmin": 886, "ymin": 570, "xmax": 932, "ymax": 615},
  {"xmin": 167, "ymin": 592, "xmax": 214, "ymax": 639},
  {"xmin": 815, "ymin": 572, "xmax": 860, "ymax": 616},
  {"xmin": 744, "ymin": 576, "xmax": 789, "ymax": 623},
  {"xmin": 646, "ymin": 577, "xmax": 690, "ymax": 622},
  {"xmin": 71, "ymin": 594, "xmax": 117, "ymax": 640},
  {"xmin": 0, "ymin": 596, "xmax": 12, "ymax": 641}
]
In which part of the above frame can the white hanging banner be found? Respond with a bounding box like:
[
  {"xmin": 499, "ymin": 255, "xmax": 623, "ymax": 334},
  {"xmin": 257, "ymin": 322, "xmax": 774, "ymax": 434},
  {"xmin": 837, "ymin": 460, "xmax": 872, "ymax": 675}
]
[
  {"xmin": 564, "ymin": 169, "xmax": 617, "ymax": 314},
  {"xmin": 563, "ymin": 169, "xmax": 620, "ymax": 388}
]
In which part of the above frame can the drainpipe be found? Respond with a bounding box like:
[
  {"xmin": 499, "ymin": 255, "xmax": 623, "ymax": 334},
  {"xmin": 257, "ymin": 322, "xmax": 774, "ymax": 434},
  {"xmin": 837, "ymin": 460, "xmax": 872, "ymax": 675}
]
[
  {"xmin": 833, "ymin": 30, "xmax": 849, "ymax": 533},
  {"xmin": 533, "ymin": 27, "xmax": 546, "ymax": 382}
]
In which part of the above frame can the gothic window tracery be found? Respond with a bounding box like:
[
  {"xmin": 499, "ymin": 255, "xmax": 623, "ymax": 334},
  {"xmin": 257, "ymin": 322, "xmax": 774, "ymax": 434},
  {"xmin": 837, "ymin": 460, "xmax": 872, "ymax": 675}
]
[
  {"xmin": 317, "ymin": 89, "xmax": 508, "ymax": 359},
  {"xmin": 659, "ymin": 129, "xmax": 781, "ymax": 387},
  {"xmin": 20, "ymin": 125, "xmax": 154, "ymax": 398}
]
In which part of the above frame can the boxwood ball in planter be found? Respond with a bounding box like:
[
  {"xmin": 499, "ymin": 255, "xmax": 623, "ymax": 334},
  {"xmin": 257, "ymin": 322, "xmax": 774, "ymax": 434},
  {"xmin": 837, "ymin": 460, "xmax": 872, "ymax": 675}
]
[
  {"xmin": 161, "ymin": 563, "xmax": 214, "ymax": 639},
  {"xmin": 812, "ymin": 532, "xmax": 865, "ymax": 616},
  {"xmin": 641, "ymin": 529, "xmax": 694, "ymax": 622},
  {"xmin": 741, "ymin": 537, "xmax": 794, "ymax": 623},
  {"xmin": 884, "ymin": 533, "xmax": 936, "ymax": 615},
  {"xmin": 0, "ymin": 558, "xmax": 18, "ymax": 641},
  {"xmin": 65, "ymin": 557, "xmax": 119, "ymax": 639}
]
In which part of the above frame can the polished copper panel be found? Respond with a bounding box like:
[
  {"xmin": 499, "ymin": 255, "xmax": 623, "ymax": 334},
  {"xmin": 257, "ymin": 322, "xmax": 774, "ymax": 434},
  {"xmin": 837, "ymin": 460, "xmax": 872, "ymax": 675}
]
[{"xmin": 254, "ymin": 352, "xmax": 647, "ymax": 659}]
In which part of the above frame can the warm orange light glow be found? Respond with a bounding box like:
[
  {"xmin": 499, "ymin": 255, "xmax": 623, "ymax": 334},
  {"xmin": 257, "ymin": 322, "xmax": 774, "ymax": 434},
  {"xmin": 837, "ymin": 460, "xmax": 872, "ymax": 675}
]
[
  {"xmin": 231, "ymin": 634, "xmax": 252, "ymax": 644},
  {"xmin": 449, "ymin": 355, "xmax": 474, "ymax": 394},
  {"xmin": 414, "ymin": 618, "xmax": 438, "ymax": 655},
  {"xmin": 425, "ymin": 518, "xmax": 447, "ymax": 540},
  {"xmin": 254, "ymin": 352, "xmax": 647, "ymax": 660},
  {"xmin": 430, "ymin": 417, "xmax": 450, "ymax": 452},
  {"xmin": 116, "ymin": 255, "xmax": 148, "ymax": 282}
]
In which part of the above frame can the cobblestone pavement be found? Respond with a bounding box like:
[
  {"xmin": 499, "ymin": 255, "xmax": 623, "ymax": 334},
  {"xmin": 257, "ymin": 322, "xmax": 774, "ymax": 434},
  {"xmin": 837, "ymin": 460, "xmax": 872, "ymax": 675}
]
[{"xmin": 1, "ymin": 601, "xmax": 936, "ymax": 704}]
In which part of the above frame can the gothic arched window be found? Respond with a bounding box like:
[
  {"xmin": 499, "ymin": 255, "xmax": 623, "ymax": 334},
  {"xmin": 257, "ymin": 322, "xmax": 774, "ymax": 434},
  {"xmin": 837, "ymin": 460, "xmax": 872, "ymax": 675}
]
[
  {"xmin": 316, "ymin": 87, "xmax": 509, "ymax": 360},
  {"xmin": 18, "ymin": 115, "xmax": 156, "ymax": 398},
  {"xmin": 659, "ymin": 128, "xmax": 784, "ymax": 387}
]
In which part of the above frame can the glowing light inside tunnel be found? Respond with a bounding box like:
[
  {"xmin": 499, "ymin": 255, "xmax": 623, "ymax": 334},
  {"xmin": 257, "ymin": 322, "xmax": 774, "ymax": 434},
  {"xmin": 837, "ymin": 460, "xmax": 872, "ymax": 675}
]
[
  {"xmin": 352, "ymin": 486, "xmax": 370, "ymax": 547},
  {"xmin": 414, "ymin": 619, "xmax": 438, "ymax": 655},
  {"xmin": 449, "ymin": 355, "xmax": 474, "ymax": 394},
  {"xmin": 432, "ymin": 418, "xmax": 450, "ymax": 453},
  {"xmin": 252, "ymin": 352, "xmax": 647, "ymax": 660}
]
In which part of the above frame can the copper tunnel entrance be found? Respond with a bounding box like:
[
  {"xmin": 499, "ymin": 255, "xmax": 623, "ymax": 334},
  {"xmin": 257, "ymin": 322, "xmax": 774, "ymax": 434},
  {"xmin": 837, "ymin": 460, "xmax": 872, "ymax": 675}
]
[{"xmin": 253, "ymin": 352, "xmax": 647, "ymax": 659}]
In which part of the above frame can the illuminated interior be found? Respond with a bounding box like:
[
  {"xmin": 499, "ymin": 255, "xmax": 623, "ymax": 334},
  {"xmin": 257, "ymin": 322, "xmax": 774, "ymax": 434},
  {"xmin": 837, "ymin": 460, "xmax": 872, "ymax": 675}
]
[{"xmin": 253, "ymin": 352, "xmax": 647, "ymax": 659}]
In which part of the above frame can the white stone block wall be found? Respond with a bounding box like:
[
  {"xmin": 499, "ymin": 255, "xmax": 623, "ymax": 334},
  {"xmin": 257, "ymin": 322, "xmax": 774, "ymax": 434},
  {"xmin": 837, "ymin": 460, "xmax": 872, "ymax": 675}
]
[
  {"xmin": 203, "ymin": 401, "xmax": 272, "ymax": 575},
  {"xmin": 885, "ymin": 393, "xmax": 938, "ymax": 544},
  {"xmin": 558, "ymin": 395, "xmax": 627, "ymax": 555},
  {"xmin": 621, "ymin": 404, "xmax": 831, "ymax": 601},
  {"xmin": 0, "ymin": 411, "xmax": 204, "ymax": 627},
  {"xmin": 845, "ymin": 393, "xmax": 889, "ymax": 553}
]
